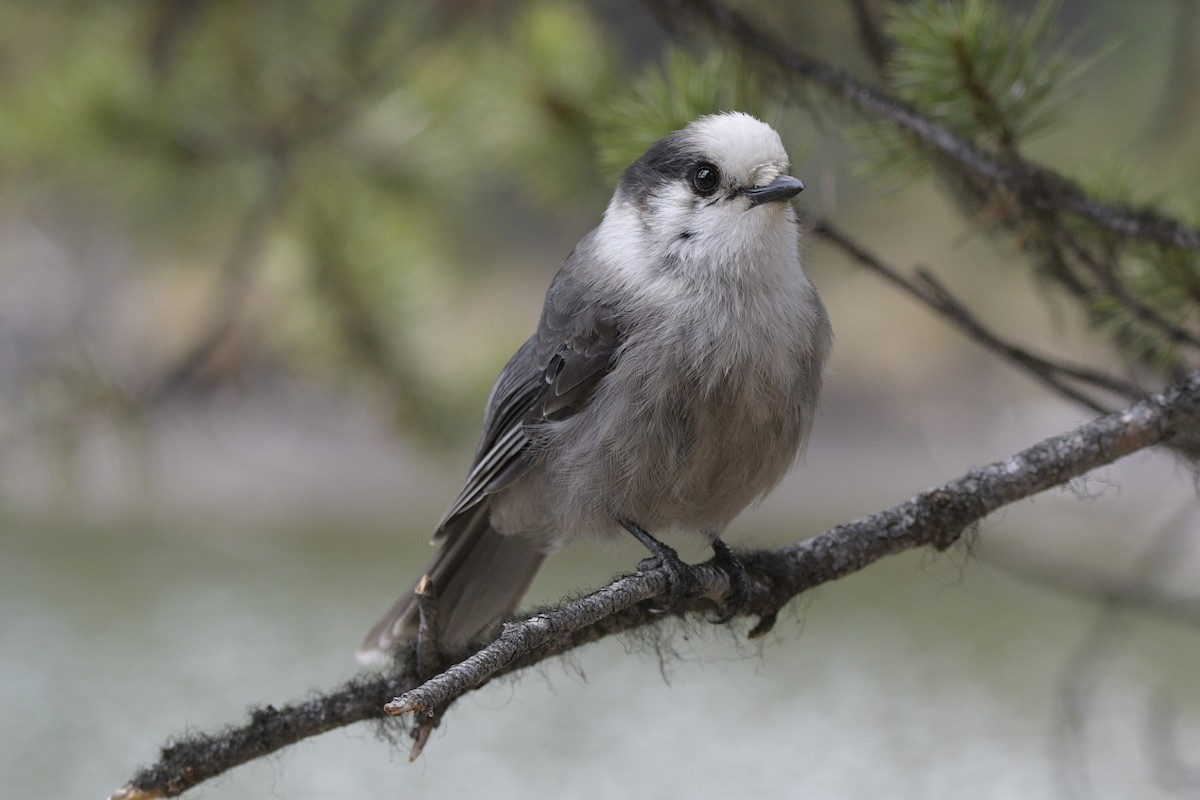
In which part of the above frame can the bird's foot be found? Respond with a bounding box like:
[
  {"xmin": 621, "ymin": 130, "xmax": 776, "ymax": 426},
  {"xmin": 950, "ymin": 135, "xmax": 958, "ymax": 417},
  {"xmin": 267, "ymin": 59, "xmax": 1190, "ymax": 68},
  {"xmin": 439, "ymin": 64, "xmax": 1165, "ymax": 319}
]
[
  {"xmin": 622, "ymin": 521, "xmax": 699, "ymax": 609},
  {"xmin": 707, "ymin": 538, "xmax": 751, "ymax": 624}
]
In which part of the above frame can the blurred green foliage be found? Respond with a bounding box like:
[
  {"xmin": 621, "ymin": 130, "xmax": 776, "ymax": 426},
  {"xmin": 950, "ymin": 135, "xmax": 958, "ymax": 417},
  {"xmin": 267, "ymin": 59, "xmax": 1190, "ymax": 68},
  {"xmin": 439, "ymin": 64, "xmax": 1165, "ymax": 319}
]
[
  {"xmin": 888, "ymin": 0, "xmax": 1094, "ymax": 146},
  {"xmin": 0, "ymin": 1, "xmax": 808, "ymax": 442},
  {"xmin": 1, "ymin": 0, "xmax": 1199, "ymax": 457},
  {"xmin": 0, "ymin": 1, "xmax": 639, "ymax": 437}
]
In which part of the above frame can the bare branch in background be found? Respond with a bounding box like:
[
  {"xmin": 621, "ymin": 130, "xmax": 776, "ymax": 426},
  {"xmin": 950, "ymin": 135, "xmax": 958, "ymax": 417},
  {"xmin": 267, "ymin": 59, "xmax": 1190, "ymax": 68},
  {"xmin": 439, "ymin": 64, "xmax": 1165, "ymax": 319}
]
[
  {"xmin": 112, "ymin": 371, "xmax": 1200, "ymax": 800},
  {"xmin": 144, "ymin": 0, "xmax": 210, "ymax": 75},
  {"xmin": 978, "ymin": 541, "xmax": 1200, "ymax": 634},
  {"xmin": 134, "ymin": 1, "xmax": 416, "ymax": 414},
  {"xmin": 812, "ymin": 219, "xmax": 1141, "ymax": 413},
  {"xmin": 136, "ymin": 149, "xmax": 291, "ymax": 406},
  {"xmin": 1049, "ymin": 511, "xmax": 1199, "ymax": 798},
  {"xmin": 307, "ymin": 223, "xmax": 434, "ymax": 430},
  {"xmin": 1055, "ymin": 230, "xmax": 1200, "ymax": 353},
  {"xmin": 1146, "ymin": 683, "xmax": 1200, "ymax": 794},
  {"xmin": 845, "ymin": 0, "xmax": 893, "ymax": 73}
]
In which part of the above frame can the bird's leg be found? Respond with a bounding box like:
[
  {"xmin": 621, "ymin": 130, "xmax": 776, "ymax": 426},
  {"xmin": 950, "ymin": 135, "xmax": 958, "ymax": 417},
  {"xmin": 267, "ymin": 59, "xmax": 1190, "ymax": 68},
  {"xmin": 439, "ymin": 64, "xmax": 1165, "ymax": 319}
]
[
  {"xmin": 413, "ymin": 574, "xmax": 444, "ymax": 680},
  {"xmin": 621, "ymin": 520, "xmax": 696, "ymax": 603},
  {"xmin": 410, "ymin": 575, "xmax": 444, "ymax": 762},
  {"xmin": 707, "ymin": 538, "xmax": 751, "ymax": 624}
]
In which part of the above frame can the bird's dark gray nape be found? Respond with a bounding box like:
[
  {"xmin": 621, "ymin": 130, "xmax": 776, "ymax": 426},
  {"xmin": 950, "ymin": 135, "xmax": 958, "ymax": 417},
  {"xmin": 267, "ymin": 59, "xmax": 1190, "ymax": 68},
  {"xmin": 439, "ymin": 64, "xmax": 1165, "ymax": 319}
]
[{"xmin": 617, "ymin": 132, "xmax": 702, "ymax": 208}]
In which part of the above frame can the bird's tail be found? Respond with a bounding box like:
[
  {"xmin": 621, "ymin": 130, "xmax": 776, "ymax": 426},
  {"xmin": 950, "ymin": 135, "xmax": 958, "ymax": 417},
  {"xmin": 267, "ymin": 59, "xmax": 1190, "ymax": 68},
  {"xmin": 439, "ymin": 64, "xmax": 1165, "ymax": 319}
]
[{"xmin": 357, "ymin": 503, "xmax": 546, "ymax": 665}]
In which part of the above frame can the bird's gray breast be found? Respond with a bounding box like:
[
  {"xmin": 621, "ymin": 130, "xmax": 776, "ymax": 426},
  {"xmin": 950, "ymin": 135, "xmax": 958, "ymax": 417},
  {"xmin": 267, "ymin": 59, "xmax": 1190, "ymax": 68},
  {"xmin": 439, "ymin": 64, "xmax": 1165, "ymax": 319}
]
[{"xmin": 499, "ymin": 268, "xmax": 827, "ymax": 546}]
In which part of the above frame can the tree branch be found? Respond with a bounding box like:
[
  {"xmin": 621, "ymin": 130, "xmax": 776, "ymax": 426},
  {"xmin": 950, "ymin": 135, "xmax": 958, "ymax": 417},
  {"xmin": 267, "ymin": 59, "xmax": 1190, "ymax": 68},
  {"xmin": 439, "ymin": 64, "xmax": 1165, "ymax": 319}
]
[
  {"xmin": 650, "ymin": 0, "xmax": 1200, "ymax": 254},
  {"xmin": 113, "ymin": 370, "xmax": 1200, "ymax": 800}
]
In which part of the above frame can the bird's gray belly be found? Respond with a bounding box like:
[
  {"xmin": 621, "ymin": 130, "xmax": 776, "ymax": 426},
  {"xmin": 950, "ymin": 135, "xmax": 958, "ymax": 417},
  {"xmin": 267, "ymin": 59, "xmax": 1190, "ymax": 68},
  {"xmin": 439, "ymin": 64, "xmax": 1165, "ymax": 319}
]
[{"xmin": 490, "ymin": 350, "xmax": 806, "ymax": 548}]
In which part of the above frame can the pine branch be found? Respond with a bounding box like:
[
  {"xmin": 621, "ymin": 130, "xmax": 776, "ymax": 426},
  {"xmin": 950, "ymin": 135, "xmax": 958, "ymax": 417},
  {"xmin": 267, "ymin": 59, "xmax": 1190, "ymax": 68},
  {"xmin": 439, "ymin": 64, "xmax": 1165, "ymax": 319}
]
[
  {"xmin": 113, "ymin": 370, "xmax": 1200, "ymax": 799},
  {"xmin": 649, "ymin": 0, "xmax": 1200, "ymax": 254}
]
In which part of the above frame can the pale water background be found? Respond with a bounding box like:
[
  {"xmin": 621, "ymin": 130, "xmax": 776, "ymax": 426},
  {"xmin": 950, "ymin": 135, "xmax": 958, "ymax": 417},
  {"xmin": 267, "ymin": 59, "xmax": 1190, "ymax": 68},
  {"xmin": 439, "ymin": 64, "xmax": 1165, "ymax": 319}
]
[{"xmin": 5, "ymin": 474, "xmax": 1199, "ymax": 800}]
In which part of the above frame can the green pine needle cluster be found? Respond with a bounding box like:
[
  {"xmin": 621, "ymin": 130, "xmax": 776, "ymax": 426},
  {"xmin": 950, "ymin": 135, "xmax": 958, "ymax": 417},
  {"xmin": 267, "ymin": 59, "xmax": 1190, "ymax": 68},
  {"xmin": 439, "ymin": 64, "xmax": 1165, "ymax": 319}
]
[
  {"xmin": 887, "ymin": 0, "xmax": 1093, "ymax": 147},
  {"xmin": 849, "ymin": 0, "xmax": 1200, "ymax": 379},
  {"xmin": 853, "ymin": 0, "xmax": 1096, "ymax": 185}
]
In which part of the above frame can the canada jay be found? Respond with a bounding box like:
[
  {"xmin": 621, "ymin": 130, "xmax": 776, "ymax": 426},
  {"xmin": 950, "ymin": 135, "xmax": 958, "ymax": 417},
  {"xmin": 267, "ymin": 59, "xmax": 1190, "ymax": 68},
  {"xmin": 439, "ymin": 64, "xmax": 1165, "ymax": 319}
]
[{"xmin": 359, "ymin": 112, "xmax": 831, "ymax": 663}]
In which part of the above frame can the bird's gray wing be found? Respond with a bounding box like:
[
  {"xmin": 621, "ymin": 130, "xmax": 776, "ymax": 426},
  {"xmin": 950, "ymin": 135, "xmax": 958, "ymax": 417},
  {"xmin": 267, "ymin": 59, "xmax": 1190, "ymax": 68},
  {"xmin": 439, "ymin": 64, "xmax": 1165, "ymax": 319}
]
[{"xmin": 435, "ymin": 264, "xmax": 623, "ymax": 533}]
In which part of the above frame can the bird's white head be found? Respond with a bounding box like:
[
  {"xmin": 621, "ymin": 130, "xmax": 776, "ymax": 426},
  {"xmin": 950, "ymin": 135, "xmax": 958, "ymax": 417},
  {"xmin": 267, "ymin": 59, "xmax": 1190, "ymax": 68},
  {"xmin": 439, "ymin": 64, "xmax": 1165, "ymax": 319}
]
[{"xmin": 597, "ymin": 112, "xmax": 804, "ymax": 289}]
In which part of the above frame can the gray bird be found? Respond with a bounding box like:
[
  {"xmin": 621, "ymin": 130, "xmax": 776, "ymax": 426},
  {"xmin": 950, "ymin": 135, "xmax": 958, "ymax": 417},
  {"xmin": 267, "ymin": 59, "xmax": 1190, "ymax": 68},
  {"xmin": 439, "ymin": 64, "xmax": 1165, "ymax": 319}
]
[{"xmin": 359, "ymin": 112, "xmax": 831, "ymax": 663}]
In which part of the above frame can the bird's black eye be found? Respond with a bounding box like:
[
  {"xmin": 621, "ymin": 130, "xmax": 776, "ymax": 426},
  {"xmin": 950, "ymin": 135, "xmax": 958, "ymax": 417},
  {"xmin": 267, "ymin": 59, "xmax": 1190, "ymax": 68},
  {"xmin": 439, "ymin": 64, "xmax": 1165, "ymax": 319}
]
[{"xmin": 691, "ymin": 163, "xmax": 720, "ymax": 195}]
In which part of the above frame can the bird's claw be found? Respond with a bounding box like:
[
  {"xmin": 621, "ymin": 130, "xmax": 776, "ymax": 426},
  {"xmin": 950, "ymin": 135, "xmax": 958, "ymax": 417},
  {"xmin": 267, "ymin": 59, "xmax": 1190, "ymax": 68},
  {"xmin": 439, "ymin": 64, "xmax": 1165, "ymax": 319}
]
[
  {"xmin": 625, "ymin": 521, "xmax": 698, "ymax": 611},
  {"xmin": 707, "ymin": 538, "xmax": 751, "ymax": 624}
]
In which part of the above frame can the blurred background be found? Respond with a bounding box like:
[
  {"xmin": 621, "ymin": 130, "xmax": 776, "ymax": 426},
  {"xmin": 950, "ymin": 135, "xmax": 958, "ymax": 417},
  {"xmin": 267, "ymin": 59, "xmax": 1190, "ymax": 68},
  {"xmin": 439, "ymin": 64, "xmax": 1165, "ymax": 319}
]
[{"xmin": 3, "ymin": 1, "xmax": 1200, "ymax": 798}]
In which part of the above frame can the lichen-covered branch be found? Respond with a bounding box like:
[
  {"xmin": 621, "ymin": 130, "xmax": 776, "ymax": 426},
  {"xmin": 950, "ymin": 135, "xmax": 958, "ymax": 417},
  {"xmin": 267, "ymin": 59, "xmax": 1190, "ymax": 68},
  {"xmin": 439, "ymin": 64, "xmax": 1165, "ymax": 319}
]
[{"xmin": 114, "ymin": 370, "xmax": 1200, "ymax": 800}]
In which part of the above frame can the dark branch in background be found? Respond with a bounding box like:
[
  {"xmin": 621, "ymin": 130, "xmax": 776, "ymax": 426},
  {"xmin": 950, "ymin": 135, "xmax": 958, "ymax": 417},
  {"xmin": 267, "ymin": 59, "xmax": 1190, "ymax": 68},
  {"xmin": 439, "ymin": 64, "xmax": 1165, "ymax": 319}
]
[
  {"xmin": 144, "ymin": 0, "xmax": 210, "ymax": 75},
  {"xmin": 978, "ymin": 543, "xmax": 1200, "ymax": 634},
  {"xmin": 133, "ymin": 0, "xmax": 429, "ymax": 424},
  {"xmin": 136, "ymin": 149, "xmax": 291, "ymax": 406},
  {"xmin": 307, "ymin": 218, "xmax": 436, "ymax": 431},
  {"xmin": 649, "ymin": 0, "xmax": 1200, "ymax": 254},
  {"xmin": 845, "ymin": 0, "xmax": 892, "ymax": 73},
  {"xmin": 1056, "ymin": 230, "xmax": 1200, "ymax": 353},
  {"xmin": 112, "ymin": 371, "xmax": 1200, "ymax": 800},
  {"xmin": 1146, "ymin": 683, "xmax": 1200, "ymax": 794},
  {"xmin": 1050, "ymin": 511, "xmax": 1199, "ymax": 799},
  {"xmin": 812, "ymin": 219, "xmax": 1142, "ymax": 413}
]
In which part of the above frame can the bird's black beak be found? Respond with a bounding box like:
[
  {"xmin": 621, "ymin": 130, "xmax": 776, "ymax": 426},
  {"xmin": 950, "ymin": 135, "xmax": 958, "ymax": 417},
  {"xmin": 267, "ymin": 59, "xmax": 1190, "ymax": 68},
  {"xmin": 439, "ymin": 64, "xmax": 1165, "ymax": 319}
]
[{"xmin": 740, "ymin": 175, "xmax": 805, "ymax": 207}]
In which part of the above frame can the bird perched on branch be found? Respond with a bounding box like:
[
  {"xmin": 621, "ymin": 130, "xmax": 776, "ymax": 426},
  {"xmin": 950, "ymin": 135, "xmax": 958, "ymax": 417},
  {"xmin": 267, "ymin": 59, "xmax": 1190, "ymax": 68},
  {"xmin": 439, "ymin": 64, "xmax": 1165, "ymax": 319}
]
[{"xmin": 359, "ymin": 112, "xmax": 831, "ymax": 663}]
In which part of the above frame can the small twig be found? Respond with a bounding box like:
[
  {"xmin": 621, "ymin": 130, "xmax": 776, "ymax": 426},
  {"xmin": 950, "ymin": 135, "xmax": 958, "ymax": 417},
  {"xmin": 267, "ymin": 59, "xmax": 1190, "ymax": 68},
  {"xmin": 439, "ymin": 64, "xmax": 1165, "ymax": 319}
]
[
  {"xmin": 813, "ymin": 219, "xmax": 1141, "ymax": 411},
  {"xmin": 912, "ymin": 269, "xmax": 1126, "ymax": 408},
  {"xmin": 949, "ymin": 25, "xmax": 1018, "ymax": 154},
  {"xmin": 1057, "ymin": 230, "xmax": 1200, "ymax": 352}
]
